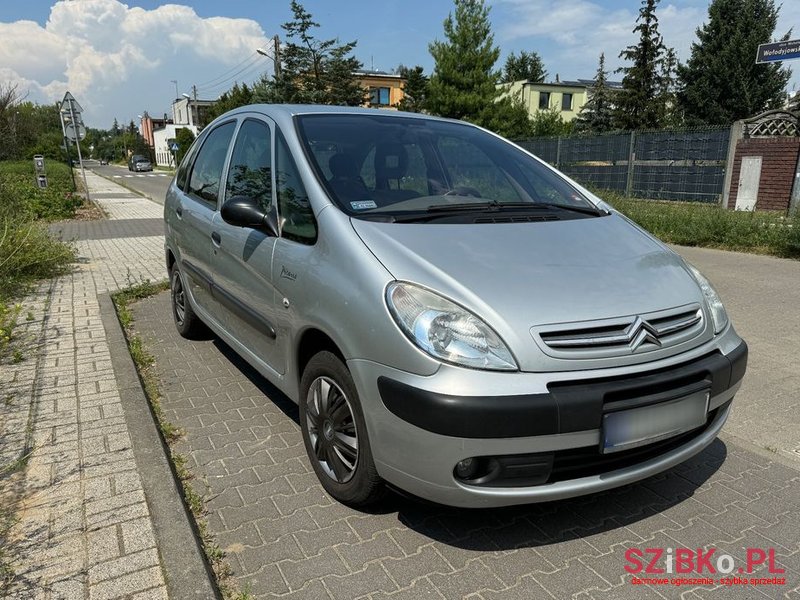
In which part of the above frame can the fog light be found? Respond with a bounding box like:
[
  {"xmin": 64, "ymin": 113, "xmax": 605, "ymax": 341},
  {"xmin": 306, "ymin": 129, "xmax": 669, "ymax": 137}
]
[{"xmin": 455, "ymin": 458, "xmax": 478, "ymax": 479}]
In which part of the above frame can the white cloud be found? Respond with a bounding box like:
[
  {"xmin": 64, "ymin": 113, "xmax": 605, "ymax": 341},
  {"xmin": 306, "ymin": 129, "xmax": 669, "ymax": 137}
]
[{"xmin": 0, "ymin": 0, "xmax": 270, "ymax": 127}]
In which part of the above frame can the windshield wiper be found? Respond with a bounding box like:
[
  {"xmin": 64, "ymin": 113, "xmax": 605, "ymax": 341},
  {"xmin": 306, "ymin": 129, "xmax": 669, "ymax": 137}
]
[
  {"xmin": 359, "ymin": 200, "xmax": 605, "ymax": 223},
  {"xmin": 535, "ymin": 202, "xmax": 606, "ymax": 216},
  {"xmin": 426, "ymin": 201, "xmax": 546, "ymax": 213}
]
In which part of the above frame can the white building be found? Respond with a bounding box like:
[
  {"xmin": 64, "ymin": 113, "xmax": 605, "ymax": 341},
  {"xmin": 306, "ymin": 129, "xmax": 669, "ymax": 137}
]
[
  {"xmin": 171, "ymin": 97, "xmax": 215, "ymax": 129},
  {"xmin": 153, "ymin": 124, "xmax": 199, "ymax": 168}
]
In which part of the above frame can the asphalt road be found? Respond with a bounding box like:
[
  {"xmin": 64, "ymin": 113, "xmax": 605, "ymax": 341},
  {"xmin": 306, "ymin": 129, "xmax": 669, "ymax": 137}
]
[
  {"xmin": 675, "ymin": 245, "xmax": 800, "ymax": 466},
  {"xmin": 89, "ymin": 161, "xmax": 172, "ymax": 205}
]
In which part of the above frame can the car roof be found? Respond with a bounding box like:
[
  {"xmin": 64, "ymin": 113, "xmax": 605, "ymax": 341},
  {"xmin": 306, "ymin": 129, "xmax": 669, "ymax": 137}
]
[{"xmin": 208, "ymin": 104, "xmax": 469, "ymax": 136}]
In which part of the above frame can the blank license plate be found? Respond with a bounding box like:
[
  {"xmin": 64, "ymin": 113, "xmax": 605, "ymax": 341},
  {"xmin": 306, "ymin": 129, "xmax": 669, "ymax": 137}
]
[{"xmin": 601, "ymin": 390, "xmax": 709, "ymax": 454}]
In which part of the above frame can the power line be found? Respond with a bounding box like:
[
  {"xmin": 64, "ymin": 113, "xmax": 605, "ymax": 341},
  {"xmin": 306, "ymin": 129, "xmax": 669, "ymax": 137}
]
[
  {"xmin": 194, "ymin": 52, "xmax": 260, "ymax": 89},
  {"xmin": 195, "ymin": 55, "xmax": 271, "ymax": 94},
  {"xmin": 196, "ymin": 62, "xmax": 270, "ymax": 96}
]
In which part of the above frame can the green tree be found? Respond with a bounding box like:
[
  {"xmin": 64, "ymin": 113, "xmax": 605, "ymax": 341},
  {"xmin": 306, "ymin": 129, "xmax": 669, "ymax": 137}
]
[
  {"xmin": 501, "ymin": 50, "xmax": 547, "ymax": 83},
  {"xmin": 575, "ymin": 53, "xmax": 615, "ymax": 133},
  {"xmin": 527, "ymin": 107, "xmax": 574, "ymax": 137},
  {"xmin": 677, "ymin": 0, "xmax": 792, "ymax": 124},
  {"xmin": 427, "ymin": 0, "xmax": 533, "ymax": 138},
  {"xmin": 174, "ymin": 128, "xmax": 196, "ymax": 165},
  {"xmin": 480, "ymin": 94, "xmax": 535, "ymax": 138},
  {"xmin": 396, "ymin": 65, "xmax": 428, "ymax": 112},
  {"xmin": 790, "ymin": 92, "xmax": 800, "ymax": 113},
  {"xmin": 254, "ymin": 1, "xmax": 365, "ymax": 106},
  {"xmin": 614, "ymin": 0, "xmax": 672, "ymax": 130},
  {"xmin": 657, "ymin": 47, "xmax": 681, "ymax": 126},
  {"xmin": 208, "ymin": 82, "xmax": 254, "ymax": 120},
  {"xmin": 427, "ymin": 0, "xmax": 500, "ymax": 122}
]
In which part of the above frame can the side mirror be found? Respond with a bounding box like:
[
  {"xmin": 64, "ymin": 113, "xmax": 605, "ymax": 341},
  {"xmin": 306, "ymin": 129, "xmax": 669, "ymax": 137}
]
[{"xmin": 221, "ymin": 196, "xmax": 279, "ymax": 237}]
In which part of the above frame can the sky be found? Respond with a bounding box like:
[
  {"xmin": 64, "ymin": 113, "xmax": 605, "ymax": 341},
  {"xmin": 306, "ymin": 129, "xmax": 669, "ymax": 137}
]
[{"xmin": 0, "ymin": 0, "xmax": 798, "ymax": 129}]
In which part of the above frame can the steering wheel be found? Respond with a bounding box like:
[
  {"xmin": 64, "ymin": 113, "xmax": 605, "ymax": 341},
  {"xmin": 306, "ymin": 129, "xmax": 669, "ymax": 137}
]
[{"xmin": 444, "ymin": 186, "xmax": 482, "ymax": 198}]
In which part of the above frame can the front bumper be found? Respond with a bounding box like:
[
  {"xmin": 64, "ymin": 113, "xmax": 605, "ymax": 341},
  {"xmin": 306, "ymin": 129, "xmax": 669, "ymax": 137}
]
[{"xmin": 348, "ymin": 335, "xmax": 747, "ymax": 508}]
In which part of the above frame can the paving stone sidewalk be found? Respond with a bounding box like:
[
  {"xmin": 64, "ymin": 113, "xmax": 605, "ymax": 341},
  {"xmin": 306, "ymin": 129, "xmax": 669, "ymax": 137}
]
[
  {"xmin": 131, "ymin": 289, "xmax": 800, "ymax": 600},
  {"xmin": 0, "ymin": 173, "xmax": 173, "ymax": 599}
]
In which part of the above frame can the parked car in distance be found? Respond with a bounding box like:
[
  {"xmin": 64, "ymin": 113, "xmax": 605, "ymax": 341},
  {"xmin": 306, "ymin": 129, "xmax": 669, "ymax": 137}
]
[
  {"xmin": 99, "ymin": 158, "xmax": 109, "ymax": 165},
  {"xmin": 163, "ymin": 105, "xmax": 747, "ymax": 508},
  {"xmin": 128, "ymin": 155, "xmax": 152, "ymax": 172}
]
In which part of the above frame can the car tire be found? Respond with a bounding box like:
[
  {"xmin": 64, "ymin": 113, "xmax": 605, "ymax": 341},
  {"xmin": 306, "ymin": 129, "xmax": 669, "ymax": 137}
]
[
  {"xmin": 169, "ymin": 264, "xmax": 206, "ymax": 339},
  {"xmin": 300, "ymin": 351, "xmax": 385, "ymax": 507}
]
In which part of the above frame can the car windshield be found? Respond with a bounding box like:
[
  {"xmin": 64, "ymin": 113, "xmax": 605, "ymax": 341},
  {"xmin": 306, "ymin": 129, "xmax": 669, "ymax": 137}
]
[{"xmin": 296, "ymin": 113, "xmax": 599, "ymax": 220}]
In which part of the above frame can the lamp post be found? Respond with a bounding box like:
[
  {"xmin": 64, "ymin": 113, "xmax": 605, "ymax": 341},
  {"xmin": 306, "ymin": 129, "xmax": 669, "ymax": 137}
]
[{"xmin": 257, "ymin": 36, "xmax": 281, "ymax": 78}]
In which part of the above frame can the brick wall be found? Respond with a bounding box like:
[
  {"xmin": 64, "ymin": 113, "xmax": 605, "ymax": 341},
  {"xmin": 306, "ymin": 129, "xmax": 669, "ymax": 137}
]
[{"xmin": 727, "ymin": 137, "xmax": 800, "ymax": 212}]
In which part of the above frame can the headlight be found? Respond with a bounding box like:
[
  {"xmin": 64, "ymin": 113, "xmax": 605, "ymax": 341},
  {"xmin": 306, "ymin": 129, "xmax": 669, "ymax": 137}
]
[
  {"xmin": 386, "ymin": 282, "xmax": 517, "ymax": 371},
  {"xmin": 686, "ymin": 264, "xmax": 728, "ymax": 334}
]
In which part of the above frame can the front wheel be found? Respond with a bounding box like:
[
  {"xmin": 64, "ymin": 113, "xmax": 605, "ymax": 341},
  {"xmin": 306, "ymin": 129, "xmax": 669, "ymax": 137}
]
[
  {"xmin": 299, "ymin": 351, "xmax": 385, "ymax": 507},
  {"xmin": 169, "ymin": 265, "xmax": 206, "ymax": 339}
]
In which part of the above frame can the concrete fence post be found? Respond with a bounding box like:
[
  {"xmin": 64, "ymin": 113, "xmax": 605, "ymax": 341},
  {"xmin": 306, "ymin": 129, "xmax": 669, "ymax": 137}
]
[
  {"xmin": 556, "ymin": 137, "xmax": 562, "ymax": 169},
  {"xmin": 625, "ymin": 131, "xmax": 636, "ymax": 197},
  {"xmin": 789, "ymin": 149, "xmax": 800, "ymax": 215},
  {"xmin": 722, "ymin": 120, "xmax": 744, "ymax": 208}
]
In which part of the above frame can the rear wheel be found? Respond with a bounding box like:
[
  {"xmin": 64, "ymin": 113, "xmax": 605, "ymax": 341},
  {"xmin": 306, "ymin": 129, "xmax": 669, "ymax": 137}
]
[
  {"xmin": 169, "ymin": 265, "xmax": 206, "ymax": 339},
  {"xmin": 300, "ymin": 351, "xmax": 384, "ymax": 506}
]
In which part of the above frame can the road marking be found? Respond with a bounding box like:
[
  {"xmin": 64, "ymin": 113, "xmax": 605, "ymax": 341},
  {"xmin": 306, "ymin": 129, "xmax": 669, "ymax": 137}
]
[
  {"xmin": 124, "ymin": 175, "xmax": 134, "ymax": 178},
  {"xmin": 113, "ymin": 175, "xmax": 122, "ymax": 178}
]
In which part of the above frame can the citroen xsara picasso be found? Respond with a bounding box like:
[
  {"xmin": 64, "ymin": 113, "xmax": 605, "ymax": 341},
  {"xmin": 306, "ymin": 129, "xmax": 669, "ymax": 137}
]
[{"xmin": 163, "ymin": 105, "xmax": 747, "ymax": 508}]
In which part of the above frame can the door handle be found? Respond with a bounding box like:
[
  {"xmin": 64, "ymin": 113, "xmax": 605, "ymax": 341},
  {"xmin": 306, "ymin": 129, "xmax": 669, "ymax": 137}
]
[
  {"xmin": 211, "ymin": 231, "xmax": 221, "ymax": 246},
  {"xmin": 175, "ymin": 206, "xmax": 183, "ymax": 219}
]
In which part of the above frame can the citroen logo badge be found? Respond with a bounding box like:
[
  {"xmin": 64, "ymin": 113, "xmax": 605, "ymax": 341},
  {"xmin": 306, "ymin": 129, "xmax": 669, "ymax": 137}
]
[{"xmin": 626, "ymin": 316, "xmax": 661, "ymax": 352}]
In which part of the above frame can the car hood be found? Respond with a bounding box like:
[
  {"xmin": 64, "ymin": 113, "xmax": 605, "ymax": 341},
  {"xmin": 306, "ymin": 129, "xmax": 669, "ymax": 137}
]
[{"xmin": 351, "ymin": 213, "xmax": 709, "ymax": 371}]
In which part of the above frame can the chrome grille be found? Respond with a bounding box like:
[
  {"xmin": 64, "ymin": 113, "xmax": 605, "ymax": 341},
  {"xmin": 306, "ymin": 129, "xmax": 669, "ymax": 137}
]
[{"xmin": 536, "ymin": 306, "xmax": 705, "ymax": 359}]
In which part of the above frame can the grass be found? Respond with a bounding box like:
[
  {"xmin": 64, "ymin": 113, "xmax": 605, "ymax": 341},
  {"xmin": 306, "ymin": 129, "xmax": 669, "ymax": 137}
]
[
  {"xmin": 598, "ymin": 191, "xmax": 800, "ymax": 259},
  {"xmin": 112, "ymin": 277, "xmax": 251, "ymax": 600},
  {"xmin": 0, "ymin": 492, "xmax": 18, "ymax": 594},
  {"xmin": 0, "ymin": 161, "xmax": 77, "ymax": 362}
]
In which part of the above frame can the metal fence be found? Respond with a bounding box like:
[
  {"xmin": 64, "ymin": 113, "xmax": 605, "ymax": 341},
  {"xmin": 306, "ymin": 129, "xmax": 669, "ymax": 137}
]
[{"xmin": 516, "ymin": 126, "xmax": 732, "ymax": 203}]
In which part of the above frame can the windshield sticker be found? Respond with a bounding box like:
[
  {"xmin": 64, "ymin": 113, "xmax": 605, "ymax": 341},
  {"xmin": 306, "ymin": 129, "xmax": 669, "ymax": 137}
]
[{"xmin": 350, "ymin": 200, "xmax": 377, "ymax": 210}]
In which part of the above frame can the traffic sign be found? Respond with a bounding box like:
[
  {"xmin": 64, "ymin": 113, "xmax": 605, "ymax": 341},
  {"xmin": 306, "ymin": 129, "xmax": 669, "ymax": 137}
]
[
  {"xmin": 756, "ymin": 39, "xmax": 800, "ymax": 64},
  {"xmin": 59, "ymin": 91, "xmax": 84, "ymax": 114},
  {"xmin": 170, "ymin": 142, "xmax": 179, "ymax": 152},
  {"xmin": 65, "ymin": 122, "xmax": 86, "ymax": 141}
]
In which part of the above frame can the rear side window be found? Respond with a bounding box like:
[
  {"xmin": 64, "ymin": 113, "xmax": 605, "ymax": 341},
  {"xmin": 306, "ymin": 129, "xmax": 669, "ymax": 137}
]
[
  {"xmin": 187, "ymin": 121, "xmax": 235, "ymax": 207},
  {"xmin": 276, "ymin": 131, "xmax": 316, "ymax": 244},
  {"xmin": 225, "ymin": 119, "xmax": 273, "ymax": 213},
  {"xmin": 176, "ymin": 143, "xmax": 198, "ymax": 190}
]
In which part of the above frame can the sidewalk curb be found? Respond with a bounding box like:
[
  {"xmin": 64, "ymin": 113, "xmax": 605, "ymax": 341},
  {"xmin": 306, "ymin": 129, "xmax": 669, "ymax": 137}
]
[{"xmin": 99, "ymin": 292, "xmax": 220, "ymax": 600}]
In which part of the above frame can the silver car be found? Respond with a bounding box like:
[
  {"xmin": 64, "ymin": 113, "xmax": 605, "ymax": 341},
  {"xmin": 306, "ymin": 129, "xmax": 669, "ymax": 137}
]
[{"xmin": 163, "ymin": 105, "xmax": 747, "ymax": 508}]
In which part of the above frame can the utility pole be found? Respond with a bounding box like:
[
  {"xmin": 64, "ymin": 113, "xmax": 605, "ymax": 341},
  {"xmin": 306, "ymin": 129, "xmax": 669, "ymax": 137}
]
[{"xmin": 273, "ymin": 35, "xmax": 281, "ymax": 78}]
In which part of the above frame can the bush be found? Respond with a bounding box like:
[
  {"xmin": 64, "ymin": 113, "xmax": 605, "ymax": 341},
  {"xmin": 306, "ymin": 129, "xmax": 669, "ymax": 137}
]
[
  {"xmin": 0, "ymin": 160, "xmax": 77, "ymax": 303},
  {"xmin": 0, "ymin": 160, "xmax": 80, "ymax": 220},
  {"xmin": 600, "ymin": 192, "xmax": 800, "ymax": 259}
]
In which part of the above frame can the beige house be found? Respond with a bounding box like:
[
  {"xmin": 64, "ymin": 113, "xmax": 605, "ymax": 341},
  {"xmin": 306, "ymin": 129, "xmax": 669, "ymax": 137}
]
[
  {"xmin": 354, "ymin": 70, "xmax": 406, "ymax": 109},
  {"xmin": 501, "ymin": 78, "xmax": 622, "ymax": 122}
]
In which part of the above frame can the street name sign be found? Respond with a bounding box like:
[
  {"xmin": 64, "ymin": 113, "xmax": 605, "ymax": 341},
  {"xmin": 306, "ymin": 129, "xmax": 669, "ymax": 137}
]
[{"xmin": 756, "ymin": 39, "xmax": 800, "ymax": 64}]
